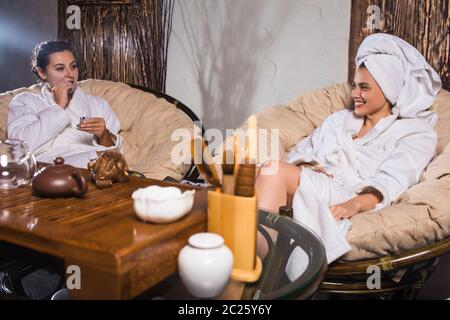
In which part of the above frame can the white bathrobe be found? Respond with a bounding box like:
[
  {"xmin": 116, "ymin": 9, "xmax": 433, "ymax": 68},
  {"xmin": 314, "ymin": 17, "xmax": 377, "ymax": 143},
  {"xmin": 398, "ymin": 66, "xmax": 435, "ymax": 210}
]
[
  {"xmin": 7, "ymin": 84, "xmax": 123, "ymax": 168},
  {"xmin": 284, "ymin": 34, "xmax": 441, "ymax": 273},
  {"xmin": 286, "ymin": 107, "xmax": 437, "ymax": 266}
]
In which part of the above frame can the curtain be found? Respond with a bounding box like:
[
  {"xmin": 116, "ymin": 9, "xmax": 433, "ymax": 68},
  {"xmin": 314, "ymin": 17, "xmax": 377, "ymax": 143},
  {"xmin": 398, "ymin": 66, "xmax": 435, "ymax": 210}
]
[{"xmin": 58, "ymin": 0, "xmax": 175, "ymax": 92}]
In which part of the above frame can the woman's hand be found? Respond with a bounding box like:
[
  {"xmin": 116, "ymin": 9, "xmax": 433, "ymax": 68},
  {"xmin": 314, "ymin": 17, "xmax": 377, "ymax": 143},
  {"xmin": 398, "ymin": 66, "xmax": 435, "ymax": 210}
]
[
  {"xmin": 79, "ymin": 117, "xmax": 107, "ymax": 138},
  {"xmin": 330, "ymin": 189, "xmax": 383, "ymax": 220},
  {"xmin": 79, "ymin": 117, "xmax": 115, "ymax": 147},
  {"xmin": 330, "ymin": 199, "xmax": 362, "ymax": 220},
  {"xmin": 52, "ymin": 80, "xmax": 74, "ymax": 109}
]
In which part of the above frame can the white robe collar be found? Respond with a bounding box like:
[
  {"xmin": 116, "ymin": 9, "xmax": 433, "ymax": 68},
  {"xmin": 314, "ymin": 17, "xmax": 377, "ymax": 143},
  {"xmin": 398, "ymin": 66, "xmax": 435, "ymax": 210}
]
[
  {"xmin": 336, "ymin": 107, "xmax": 400, "ymax": 171},
  {"xmin": 40, "ymin": 84, "xmax": 91, "ymax": 122},
  {"xmin": 343, "ymin": 107, "xmax": 400, "ymax": 144}
]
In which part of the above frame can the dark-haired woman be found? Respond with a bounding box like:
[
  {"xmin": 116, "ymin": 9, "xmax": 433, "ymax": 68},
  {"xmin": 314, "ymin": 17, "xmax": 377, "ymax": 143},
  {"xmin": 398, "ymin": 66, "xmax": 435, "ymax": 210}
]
[{"xmin": 7, "ymin": 40, "xmax": 122, "ymax": 168}]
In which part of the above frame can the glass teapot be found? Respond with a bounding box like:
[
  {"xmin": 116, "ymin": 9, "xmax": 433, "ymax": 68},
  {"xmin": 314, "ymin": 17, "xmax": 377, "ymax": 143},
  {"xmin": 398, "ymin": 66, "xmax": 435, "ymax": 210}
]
[{"xmin": 0, "ymin": 139, "xmax": 37, "ymax": 190}]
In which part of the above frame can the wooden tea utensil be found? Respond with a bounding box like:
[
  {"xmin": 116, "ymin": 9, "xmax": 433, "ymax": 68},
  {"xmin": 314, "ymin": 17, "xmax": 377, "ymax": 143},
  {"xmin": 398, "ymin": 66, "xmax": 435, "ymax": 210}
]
[
  {"xmin": 190, "ymin": 138, "xmax": 221, "ymax": 190},
  {"xmin": 234, "ymin": 136, "xmax": 256, "ymax": 197},
  {"xmin": 200, "ymin": 139, "xmax": 222, "ymax": 189},
  {"xmin": 235, "ymin": 163, "xmax": 255, "ymax": 197},
  {"xmin": 222, "ymin": 148, "xmax": 236, "ymax": 194}
]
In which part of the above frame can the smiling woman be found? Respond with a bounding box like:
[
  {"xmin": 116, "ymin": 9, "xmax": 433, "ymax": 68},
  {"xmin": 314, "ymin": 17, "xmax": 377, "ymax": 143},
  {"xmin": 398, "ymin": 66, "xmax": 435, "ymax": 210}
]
[
  {"xmin": 255, "ymin": 34, "xmax": 441, "ymax": 264},
  {"xmin": 6, "ymin": 40, "xmax": 123, "ymax": 168}
]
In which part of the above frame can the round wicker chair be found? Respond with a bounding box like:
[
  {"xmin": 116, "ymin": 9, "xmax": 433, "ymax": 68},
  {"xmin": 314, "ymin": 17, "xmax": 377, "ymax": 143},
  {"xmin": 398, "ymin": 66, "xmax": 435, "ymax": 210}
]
[
  {"xmin": 225, "ymin": 82, "xmax": 450, "ymax": 299},
  {"xmin": 320, "ymin": 237, "xmax": 450, "ymax": 299},
  {"xmin": 127, "ymin": 83, "xmax": 204, "ymax": 181},
  {"xmin": 273, "ymin": 208, "xmax": 449, "ymax": 299}
]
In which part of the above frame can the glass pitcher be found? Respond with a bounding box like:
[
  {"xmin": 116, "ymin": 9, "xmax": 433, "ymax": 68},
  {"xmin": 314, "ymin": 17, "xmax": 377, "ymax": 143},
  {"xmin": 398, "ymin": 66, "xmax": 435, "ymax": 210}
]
[{"xmin": 0, "ymin": 139, "xmax": 37, "ymax": 189}]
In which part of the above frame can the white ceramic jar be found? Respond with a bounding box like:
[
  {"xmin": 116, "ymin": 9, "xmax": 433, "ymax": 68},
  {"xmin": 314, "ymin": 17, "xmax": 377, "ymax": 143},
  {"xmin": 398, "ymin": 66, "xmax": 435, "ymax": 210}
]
[{"xmin": 178, "ymin": 233, "xmax": 233, "ymax": 298}]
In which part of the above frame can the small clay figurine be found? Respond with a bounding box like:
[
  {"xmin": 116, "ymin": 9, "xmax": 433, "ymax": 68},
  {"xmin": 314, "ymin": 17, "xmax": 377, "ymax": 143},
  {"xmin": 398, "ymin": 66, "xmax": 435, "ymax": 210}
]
[{"xmin": 87, "ymin": 151, "xmax": 130, "ymax": 189}]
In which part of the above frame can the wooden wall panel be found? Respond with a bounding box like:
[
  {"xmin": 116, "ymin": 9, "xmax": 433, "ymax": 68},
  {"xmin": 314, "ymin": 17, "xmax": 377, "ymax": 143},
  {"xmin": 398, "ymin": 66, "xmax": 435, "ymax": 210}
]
[
  {"xmin": 349, "ymin": 0, "xmax": 449, "ymax": 91},
  {"xmin": 58, "ymin": 0, "xmax": 174, "ymax": 92}
]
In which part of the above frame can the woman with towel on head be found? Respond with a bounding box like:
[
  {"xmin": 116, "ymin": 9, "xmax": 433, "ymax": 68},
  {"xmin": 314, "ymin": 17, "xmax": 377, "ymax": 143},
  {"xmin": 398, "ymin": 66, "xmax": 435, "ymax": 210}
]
[
  {"xmin": 7, "ymin": 40, "xmax": 123, "ymax": 168},
  {"xmin": 256, "ymin": 34, "xmax": 442, "ymax": 265}
]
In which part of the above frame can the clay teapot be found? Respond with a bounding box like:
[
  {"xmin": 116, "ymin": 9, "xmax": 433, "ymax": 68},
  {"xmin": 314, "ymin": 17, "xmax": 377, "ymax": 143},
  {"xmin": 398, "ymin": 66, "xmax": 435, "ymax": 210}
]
[{"xmin": 31, "ymin": 157, "xmax": 88, "ymax": 198}]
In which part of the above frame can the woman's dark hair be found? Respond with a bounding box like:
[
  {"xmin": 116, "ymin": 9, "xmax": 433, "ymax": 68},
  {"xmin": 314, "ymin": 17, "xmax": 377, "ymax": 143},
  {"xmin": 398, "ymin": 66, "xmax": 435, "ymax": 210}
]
[{"xmin": 31, "ymin": 40, "xmax": 73, "ymax": 82}]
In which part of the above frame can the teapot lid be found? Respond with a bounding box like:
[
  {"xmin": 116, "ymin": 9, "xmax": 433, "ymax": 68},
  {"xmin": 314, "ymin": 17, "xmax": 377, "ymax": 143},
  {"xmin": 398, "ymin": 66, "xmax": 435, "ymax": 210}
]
[{"xmin": 41, "ymin": 157, "xmax": 78, "ymax": 174}]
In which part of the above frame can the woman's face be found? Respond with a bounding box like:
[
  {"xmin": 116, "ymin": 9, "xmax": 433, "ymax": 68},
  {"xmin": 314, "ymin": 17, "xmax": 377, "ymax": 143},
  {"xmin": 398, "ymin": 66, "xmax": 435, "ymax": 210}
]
[
  {"xmin": 351, "ymin": 66, "xmax": 391, "ymax": 118},
  {"xmin": 36, "ymin": 50, "xmax": 78, "ymax": 92}
]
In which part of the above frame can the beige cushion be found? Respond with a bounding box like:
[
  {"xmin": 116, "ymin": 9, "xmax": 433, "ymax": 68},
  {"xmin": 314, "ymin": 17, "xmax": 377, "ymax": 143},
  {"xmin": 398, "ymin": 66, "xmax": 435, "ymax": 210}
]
[
  {"xmin": 0, "ymin": 79, "xmax": 194, "ymax": 181},
  {"xmin": 233, "ymin": 83, "xmax": 450, "ymax": 261}
]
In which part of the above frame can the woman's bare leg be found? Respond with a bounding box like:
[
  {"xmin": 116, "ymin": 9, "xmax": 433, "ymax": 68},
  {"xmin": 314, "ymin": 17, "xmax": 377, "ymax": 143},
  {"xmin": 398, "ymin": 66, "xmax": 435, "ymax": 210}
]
[
  {"xmin": 256, "ymin": 160, "xmax": 301, "ymax": 212},
  {"xmin": 255, "ymin": 160, "xmax": 301, "ymax": 259}
]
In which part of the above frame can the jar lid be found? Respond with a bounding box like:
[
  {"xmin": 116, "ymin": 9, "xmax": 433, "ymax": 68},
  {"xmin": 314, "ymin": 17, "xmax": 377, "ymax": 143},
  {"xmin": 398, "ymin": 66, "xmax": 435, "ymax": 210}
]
[{"xmin": 188, "ymin": 233, "xmax": 224, "ymax": 249}]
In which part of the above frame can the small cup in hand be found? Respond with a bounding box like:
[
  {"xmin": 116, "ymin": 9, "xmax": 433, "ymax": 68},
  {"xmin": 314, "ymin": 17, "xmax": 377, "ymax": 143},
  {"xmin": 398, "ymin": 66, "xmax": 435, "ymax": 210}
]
[{"xmin": 76, "ymin": 116, "xmax": 86, "ymax": 130}]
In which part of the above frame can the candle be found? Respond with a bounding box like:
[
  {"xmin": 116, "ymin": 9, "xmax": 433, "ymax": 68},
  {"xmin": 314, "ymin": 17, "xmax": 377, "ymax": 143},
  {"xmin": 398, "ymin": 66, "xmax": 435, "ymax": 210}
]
[{"xmin": 233, "ymin": 135, "xmax": 240, "ymax": 177}]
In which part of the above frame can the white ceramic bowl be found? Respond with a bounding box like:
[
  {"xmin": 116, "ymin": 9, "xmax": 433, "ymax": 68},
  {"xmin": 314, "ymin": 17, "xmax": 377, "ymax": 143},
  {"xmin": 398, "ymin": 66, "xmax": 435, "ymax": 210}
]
[{"xmin": 132, "ymin": 186, "xmax": 195, "ymax": 223}]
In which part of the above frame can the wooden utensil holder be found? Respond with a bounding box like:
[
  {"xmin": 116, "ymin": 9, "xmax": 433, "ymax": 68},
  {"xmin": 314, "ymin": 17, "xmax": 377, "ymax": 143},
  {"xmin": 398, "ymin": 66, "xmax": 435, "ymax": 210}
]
[{"xmin": 207, "ymin": 190, "xmax": 262, "ymax": 282}]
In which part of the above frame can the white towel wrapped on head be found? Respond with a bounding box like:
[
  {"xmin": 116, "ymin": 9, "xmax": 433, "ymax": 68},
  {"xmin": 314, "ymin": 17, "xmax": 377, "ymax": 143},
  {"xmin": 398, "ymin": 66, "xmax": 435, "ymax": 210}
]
[{"xmin": 355, "ymin": 33, "xmax": 442, "ymax": 126}]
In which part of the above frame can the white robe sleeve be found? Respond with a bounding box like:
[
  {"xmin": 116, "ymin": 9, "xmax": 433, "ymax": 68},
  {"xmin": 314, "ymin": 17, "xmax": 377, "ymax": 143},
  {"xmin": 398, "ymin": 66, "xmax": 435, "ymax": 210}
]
[
  {"xmin": 7, "ymin": 93, "xmax": 71, "ymax": 152},
  {"xmin": 355, "ymin": 129, "xmax": 437, "ymax": 211},
  {"xmin": 287, "ymin": 133, "xmax": 318, "ymax": 165},
  {"xmin": 287, "ymin": 111, "xmax": 345, "ymax": 166},
  {"xmin": 90, "ymin": 96, "xmax": 123, "ymax": 153}
]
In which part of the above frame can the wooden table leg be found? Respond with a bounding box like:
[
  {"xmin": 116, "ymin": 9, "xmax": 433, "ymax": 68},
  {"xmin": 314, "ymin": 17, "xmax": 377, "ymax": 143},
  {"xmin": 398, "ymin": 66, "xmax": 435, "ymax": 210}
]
[{"xmin": 65, "ymin": 261, "xmax": 123, "ymax": 300}]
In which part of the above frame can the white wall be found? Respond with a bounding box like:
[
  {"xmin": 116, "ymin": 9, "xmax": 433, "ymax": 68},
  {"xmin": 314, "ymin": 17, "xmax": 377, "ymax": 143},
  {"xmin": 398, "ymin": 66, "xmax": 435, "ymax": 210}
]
[
  {"xmin": 0, "ymin": 0, "xmax": 58, "ymax": 92},
  {"xmin": 166, "ymin": 0, "xmax": 351, "ymax": 133}
]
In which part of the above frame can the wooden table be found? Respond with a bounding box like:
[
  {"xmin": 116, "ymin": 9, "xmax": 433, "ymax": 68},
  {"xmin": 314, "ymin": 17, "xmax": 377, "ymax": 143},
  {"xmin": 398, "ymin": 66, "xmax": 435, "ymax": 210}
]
[{"xmin": 0, "ymin": 173, "xmax": 207, "ymax": 299}]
